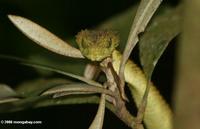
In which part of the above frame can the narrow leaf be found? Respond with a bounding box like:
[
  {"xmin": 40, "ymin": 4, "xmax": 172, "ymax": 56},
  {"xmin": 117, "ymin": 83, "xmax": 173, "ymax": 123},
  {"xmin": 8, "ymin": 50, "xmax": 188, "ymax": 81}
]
[
  {"xmin": 119, "ymin": 0, "xmax": 162, "ymax": 99},
  {"xmin": 16, "ymin": 78, "xmax": 71, "ymax": 97},
  {"xmin": 41, "ymin": 83, "xmax": 114, "ymax": 98},
  {"xmin": 136, "ymin": 5, "xmax": 181, "ymax": 128},
  {"xmin": 0, "ymin": 98, "xmax": 20, "ymax": 104},
  {"xmin": 52, "ymin": 91, "xmax": 95, "ymax": 98},
  {"xmin": 0, "ymin": 84, "xmax": 20, "ymax": 104},
  {"xmin": 88, "ymin": 94, "xmax": 106, "ymax": 129},
  {"xmin": 8, "ymin": 15, "xmax": 84, "ymax": 58},
  {"xmin": 23, "ymin": 63, "xmax": 103, "ymax": 87},
  {"xmin": 121, "ymin": 0, "xmax": 163, "ymax": 65},
  {"xmin": 0, "ymin": 84, "xmax": 17, "ymax": 98},
  {"xmin": 0, "ymin": 54, "xmax": 102, "ymax": 87}
]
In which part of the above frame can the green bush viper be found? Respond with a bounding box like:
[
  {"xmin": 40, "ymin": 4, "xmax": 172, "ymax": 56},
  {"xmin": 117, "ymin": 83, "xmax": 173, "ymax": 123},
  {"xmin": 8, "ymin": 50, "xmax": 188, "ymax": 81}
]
[
  {"xmin": 76, "ymin": 30, "xmax": 173, "ymax": 129},
  {"xmin": 83, "ymin": 49, "xmax": 173, "ymax": 129}
]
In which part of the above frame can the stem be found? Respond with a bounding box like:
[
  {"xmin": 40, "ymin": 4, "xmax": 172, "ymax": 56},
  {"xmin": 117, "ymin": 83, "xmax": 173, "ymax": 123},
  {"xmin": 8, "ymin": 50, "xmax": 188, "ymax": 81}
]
[
  {"xmin": 101, "ymin": 57, "xmax": 140, "ymax": 129},
  {"xmin": 117, "ymin": 102, "xmax": 135, "ymax": 128}
]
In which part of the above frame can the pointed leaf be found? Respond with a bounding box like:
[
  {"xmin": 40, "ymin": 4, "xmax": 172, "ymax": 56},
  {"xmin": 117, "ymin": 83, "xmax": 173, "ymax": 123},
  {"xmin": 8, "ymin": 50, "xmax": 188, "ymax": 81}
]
[
  {"xmin": 121, "ymin": 0, "xmax": 163, "ymax": 65},
  {"xmin": 0, "ymin": 54, "xmax": 102, "ymax": 87},
  {"xmin": 41, "ymin": 83, "xmax": 114, "ymax": 98},
  {"xmin": 16, "ymin": 78, "xmax": 71, "ymax": 97},
  {"xmin": 118, "ymin": 0, "xmax": 162, "ymax": 86},
  {"xmin": 0, "ymin": 81, "xmax": 116, "ymax": 120},
  {"xmin": 0, "ymin": 79, "xmax": 102, "ymax": 112},
  {"xmin": 134, "ymin": 5, "xmax": 181, "ymax": 128},
  {"xmin": 139, "ymin": 5, "xmax": 181, "ymax": 78},
  {"xmin": 118, "ymin": 0, "xmax": 162, "ymax": 100},
  {"xmin": 0, "ymin": 84, "xmax": 20, "ymax": 104},
  {"xmin": 8, "ymin": 15, "xmax": 84, "ymax": 58},
  {"xmin": 23, "ymin": 63, "xmax": 103, "ymax": 87},
  {"xmin": 88, "ymin": 94, "xmax": 106, "ymax": 129},
  {"xmin": 0, "ymin": 84, "xmax": 17, "ymax": 98}
]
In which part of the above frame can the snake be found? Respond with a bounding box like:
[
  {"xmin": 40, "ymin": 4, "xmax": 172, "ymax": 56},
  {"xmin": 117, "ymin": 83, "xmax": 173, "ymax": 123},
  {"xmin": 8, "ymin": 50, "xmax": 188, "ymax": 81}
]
[
  {"xmin": 8, "ymin": 15, "xmax": 173, "ymax": 129},
  {"xmin": 76, "ymin": 29, "xmax": 172, "ymax": 129}
]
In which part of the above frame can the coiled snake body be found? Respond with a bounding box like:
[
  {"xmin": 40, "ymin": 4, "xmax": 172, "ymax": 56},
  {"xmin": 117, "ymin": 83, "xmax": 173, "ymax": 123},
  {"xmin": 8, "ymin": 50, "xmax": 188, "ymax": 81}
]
[{"xmin": 112, "ymin": 50, "xmax": 172, "ymax": 129}]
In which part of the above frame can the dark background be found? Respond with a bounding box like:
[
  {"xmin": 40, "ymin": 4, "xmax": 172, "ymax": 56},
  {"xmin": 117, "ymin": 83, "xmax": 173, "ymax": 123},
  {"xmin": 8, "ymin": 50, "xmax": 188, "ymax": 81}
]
[{"xmin": 0, "ymin": 0, "xmax": 179, "ymax": 129}]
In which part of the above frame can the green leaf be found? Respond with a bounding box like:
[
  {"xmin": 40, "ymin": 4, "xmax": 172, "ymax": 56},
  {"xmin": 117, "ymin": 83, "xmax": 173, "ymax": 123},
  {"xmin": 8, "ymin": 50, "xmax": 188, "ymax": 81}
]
[
  {"xmin": 28, "ymin": 54, "xmax": 87, "ymax": 76},
  {"xmin": 0, "ymin": 55, "xmax": 102, "ymax": 87},
  {"xmin": 0, "ymin": 78, "xmax": 98, "ymax": 113},
  {"xmin": 0, "ymin": 94, "xmax": 96, "ymax": 113},
  {"xmin": 136, "ymin": 5, "xmax": 181, "ymax": 126},
  {"xmin": 16, "ymin": 78, "xmax": 71, "ymax": 97},
  {"xmin": 139, "ymin": 5, "xmax": 181, "ymax": 78},
  {"xmin": 0, "ymin": 84, "xmax": 20, "ymax": 104},
  {"xmin": 0, "ymin": 78, "xmax": 115, "ymax": 114},
  {"xmin": 0, "ymin": 84, "xmax": 17, "ymax": 98},
  {"xmin": 23, "ymin": 63, "xmax": 102, "ymax": 87}
]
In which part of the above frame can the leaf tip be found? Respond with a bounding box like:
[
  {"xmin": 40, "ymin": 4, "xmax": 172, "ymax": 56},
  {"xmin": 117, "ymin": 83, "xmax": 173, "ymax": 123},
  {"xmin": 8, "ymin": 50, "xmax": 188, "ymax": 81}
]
[
  {"xmin": 8, "ymin": 14, "xmax": 18, "ymax": 22},
  {"xmin": 8, "ymin": 14, "xmax": 23, "ymax": 27}
]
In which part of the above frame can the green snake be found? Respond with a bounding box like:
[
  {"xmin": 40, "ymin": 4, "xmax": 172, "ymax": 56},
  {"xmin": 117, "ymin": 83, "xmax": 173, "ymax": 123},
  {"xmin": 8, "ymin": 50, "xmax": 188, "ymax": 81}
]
[
  {"xmin": 8, "ymin": 15, "xmax": 172, "ymax": 129},
  {"xmin": 76, "ymin": 30, "xmax": 172, "ymax": 129}
]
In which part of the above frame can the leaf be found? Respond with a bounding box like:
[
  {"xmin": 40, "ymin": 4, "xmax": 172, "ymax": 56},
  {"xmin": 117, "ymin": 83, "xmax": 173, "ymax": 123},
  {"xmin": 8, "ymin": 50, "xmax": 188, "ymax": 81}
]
[
  {"xmin": 8, "ymin": 15, "xmax": 84, "ymax": 58},
  {"xmin": 28, "ymin": 54, "xmax": 87, "ymax": 76},
  {"xmin": 118, "ymin": 0, "xmax": 162, "ymax": 100},
  {"xmin": 139, "ymin": 5, "xmax": 181, "ymax": 79},
  {"xmin": 0, "ymin": 94, "xmax": 97, "ymax": 113},
  {"xmin": 0, "ymin": 81, "xmax": 115, "ymax": 126},
  {"xmin": 16, "ymin": 78, "xmax": 71, "ymax": 97},
  {"xmin": 0, "ymin": 54, "xmax": 102, "ymax": 87},
  {"xmin": 41, "ymin": 83, "xmax": 114, "ymax": 98},
  {"xmin": 0, "ymin": 84, "xmax": 20, "ymax": 104},
  {"xmin": 119, "ymin": 0, "xmax": 162, "ymax": 73},
  {"xmin": 0, "ymin": 79, "xmax": 103, "ymax": 113},
  {"xmin": 136, "ymin": 5, "xmax": 181, "ymax": 128},
  {"xmin": 88, "ymin": 94, "xmax": 106, "ymax": 129},
  {"xmin": 0, "ymin": 84, "xmax": 17, "ymax": 98},
  {"xmin": 23, "ymin": 63, "xmax": 103, "ymax": 87},
  {"xmin": 121, "ymin": 0, "xmax": 163, "ymax": 64}
]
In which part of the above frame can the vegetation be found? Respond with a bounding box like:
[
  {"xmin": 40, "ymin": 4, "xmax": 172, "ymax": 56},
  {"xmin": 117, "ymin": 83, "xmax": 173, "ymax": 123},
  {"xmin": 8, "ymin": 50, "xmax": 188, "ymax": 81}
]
[{"xmin": 0, "ymin": 0, "xmax": 199, "ymax": 129}]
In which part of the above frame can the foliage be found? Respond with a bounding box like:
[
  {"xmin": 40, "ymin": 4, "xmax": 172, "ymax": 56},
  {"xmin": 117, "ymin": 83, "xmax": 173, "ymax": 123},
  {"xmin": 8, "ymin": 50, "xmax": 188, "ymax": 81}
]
[{"xmin": 0, "ymin": 1, "xmax": 181, "ymax": 129}]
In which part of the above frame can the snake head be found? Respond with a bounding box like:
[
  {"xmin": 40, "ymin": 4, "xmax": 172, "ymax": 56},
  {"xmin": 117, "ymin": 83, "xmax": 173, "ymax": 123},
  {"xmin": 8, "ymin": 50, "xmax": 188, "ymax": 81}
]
[{"xmin": 76, "ymin": 29, "xmax": 119, "ymax": 61}]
